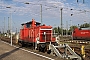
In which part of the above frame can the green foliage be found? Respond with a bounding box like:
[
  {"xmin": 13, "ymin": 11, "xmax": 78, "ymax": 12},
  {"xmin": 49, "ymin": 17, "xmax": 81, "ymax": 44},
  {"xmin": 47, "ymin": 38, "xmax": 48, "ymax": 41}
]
[
  {"xmin": 80, "ymin": 23, "xmax": 90, "ymax": 28},
  {"xmin": 58, "ymin": 26, "xmax": 61, "ymax": 34},
  {"xmin": 52, "ymin": 23, "xmax": 90, "ymax": 35},
  {"xmin": 53, "ymin": 27, "xmax": 58, "ymax": 33},
  {"xmin": 69, "ymin": 26, "xmax": 78, "ymax": 31},
  {"xmin": 53, "ymin": 26, "xmax": 62, "ymax": 35}
]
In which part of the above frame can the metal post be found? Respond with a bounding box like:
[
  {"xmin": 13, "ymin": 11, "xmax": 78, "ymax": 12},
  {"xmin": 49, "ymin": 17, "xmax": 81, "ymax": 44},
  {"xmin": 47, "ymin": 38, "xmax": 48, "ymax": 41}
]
[
  {"xmin": 4, "ymin": 17, "xmax": 5, "ymax": 33},
  {"xmin": 81, "ymin": 45, "xmax": 85, "ymax": 58},
  {"xmin": 6, "ymin": 6, "xmax": 12, "ymax": 46},
  {"xmin": 60, "ymin": 8, "xmax": 63, "ymax": 38},
  {"xmin": 10, "ymin": 12, "xmax": 12, "ymax": 46},
  {"xmin": 66, "ymin": 21, "xmax": 68, "ymax": 37},
  {"xmin": 70, "ymin": 20, "xmax": 73, "ymax": 40},
  {"xmin": 40, "ymin": 4, "xmax": 42, "ymax": 25},
  {"xmin": 8, "ymin": 17, "xmax": 10, "ymax": 33}
]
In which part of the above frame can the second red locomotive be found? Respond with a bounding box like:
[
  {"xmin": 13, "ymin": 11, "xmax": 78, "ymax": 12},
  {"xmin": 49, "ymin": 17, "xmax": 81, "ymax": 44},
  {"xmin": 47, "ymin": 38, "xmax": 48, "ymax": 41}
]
[
  {"xmin": 19, "ymin": 19, "xmax": 57, "ymax": 52},
  {"xmin": 73, "ymin": 28, "xmax": 90, "ymax": 40}
]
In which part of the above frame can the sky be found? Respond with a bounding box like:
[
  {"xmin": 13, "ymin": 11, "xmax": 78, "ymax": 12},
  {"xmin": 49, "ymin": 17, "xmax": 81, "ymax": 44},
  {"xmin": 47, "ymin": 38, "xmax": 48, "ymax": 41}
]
[{"xmin": 0, "ymin": 0, "xmax": 90, "ymax": 32}]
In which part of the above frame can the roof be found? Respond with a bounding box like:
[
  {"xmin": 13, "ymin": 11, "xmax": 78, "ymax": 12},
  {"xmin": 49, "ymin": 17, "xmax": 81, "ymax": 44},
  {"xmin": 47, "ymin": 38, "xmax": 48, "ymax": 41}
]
[{"xmin": 21, "ymin": 20, "xmax": 41, "ymax": 25}]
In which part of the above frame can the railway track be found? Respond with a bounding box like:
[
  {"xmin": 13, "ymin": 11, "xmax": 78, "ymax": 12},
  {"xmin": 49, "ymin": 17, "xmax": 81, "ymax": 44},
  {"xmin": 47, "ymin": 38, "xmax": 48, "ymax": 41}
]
[
  {"xmin": 59, "ymin": 39, "xmax": 90, "ymax": 60},
  {"xmin": 1, "ymin": 36, "xmax": 90, "ymax": 60},
  {"xmin": 70, "ymin": 47, "xmax": 90, "ymax": 60}
]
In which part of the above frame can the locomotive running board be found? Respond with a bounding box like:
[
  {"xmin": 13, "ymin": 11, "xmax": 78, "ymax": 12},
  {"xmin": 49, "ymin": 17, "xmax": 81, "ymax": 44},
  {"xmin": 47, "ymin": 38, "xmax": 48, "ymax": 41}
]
[{"xmin": 49, "ymin": 43, "xmax": 81, "ymax": 60}]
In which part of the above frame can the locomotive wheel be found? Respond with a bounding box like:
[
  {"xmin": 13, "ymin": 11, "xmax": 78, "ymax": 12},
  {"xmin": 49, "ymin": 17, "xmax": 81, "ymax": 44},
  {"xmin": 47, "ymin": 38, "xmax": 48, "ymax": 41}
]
[
  {"xmin": 18, "ymin": 42, "xmax": 22, "ymax": 47},
  {"xmin": 39, "ymin": 44, "xmax": 47, "ymax": 53},
  {"xmin": 18, "ymin": 40, "xmax": 25, "ymax": 47},
  {"xmin": 47, "ymin": 50, "xmax": 51, "ymax": 54},
  {"xmin": 21, "ymin": 42, "xmax": 25, "ymax": 47}
]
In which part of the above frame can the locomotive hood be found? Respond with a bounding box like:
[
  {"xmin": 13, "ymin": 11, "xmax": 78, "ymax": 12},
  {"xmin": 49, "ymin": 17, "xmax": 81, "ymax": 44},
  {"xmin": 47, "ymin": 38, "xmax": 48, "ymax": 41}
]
[{"xmin": 40, "ymin": 24, "xmax": 52, "ymax": 29}]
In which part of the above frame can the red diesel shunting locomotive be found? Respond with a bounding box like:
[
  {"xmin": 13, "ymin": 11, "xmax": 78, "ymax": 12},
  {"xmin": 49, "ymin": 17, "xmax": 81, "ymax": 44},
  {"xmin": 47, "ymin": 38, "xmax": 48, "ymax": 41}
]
[
  {"xmin": 18, "ymin": 19, "xmax": 57, "ymax": 52},
  {"xmin": 73, "ymin": 28, "xmax": 90, "ymax": 40}
]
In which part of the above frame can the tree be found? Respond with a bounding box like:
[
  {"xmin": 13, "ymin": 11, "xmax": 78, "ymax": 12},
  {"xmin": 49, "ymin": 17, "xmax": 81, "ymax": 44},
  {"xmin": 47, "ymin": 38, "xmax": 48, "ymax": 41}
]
[
  {"xmin": 69, "ymin": 26, "xmax": 78, "ymax": 35},
  {"xmin": 53, "ymin": 26, "xmax": 62, "ymax": 35},
  {"xmin": 80, "ymin": 23, "xmax": 90, "ymax": 28},
  {"xmin": 53, "ymin": 27, "xmax": 58, "ymax": 34},
  {"xmin": 58, "ymin": 26, "xmax": 60, "ymax": 34},
  {"xmin": 69, "ymin": 26, "xmax": 78, "ymax": 31}
]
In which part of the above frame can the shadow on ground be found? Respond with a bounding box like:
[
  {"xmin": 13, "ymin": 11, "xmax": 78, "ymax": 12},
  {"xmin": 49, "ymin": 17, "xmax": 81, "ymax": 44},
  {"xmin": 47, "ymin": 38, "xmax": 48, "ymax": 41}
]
[{"xmin": 0, "ymin": 47, "xmax": 22, "ymax": 60}]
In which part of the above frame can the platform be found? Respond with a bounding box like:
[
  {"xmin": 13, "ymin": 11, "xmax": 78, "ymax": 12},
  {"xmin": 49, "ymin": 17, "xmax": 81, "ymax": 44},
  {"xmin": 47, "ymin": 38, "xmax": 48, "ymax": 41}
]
[
  {"xmin": 0, "ymin": 40, "xmax": 66, "ymax": 60},
  {"xmin": 0, "ymin": 40, "xmax": 53, "ymax": 60}
]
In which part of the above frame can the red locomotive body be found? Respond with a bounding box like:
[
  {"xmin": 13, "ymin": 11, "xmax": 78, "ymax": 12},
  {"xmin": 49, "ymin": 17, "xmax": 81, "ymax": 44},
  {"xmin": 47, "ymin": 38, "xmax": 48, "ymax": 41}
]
[
  {"xmin": 73, "ymin": 28, "xmax": 90, "ymax": 40},
  {"xmin": 19, "ymin": 19, "xmax": 57, "ymax": 52}
]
